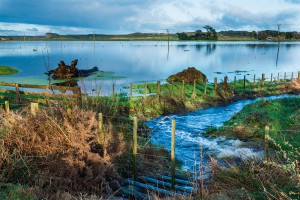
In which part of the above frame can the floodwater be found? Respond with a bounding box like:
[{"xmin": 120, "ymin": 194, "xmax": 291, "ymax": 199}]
[{"xmin": 0, "ymin": 41, "xmax": 300, "ymax": 95}]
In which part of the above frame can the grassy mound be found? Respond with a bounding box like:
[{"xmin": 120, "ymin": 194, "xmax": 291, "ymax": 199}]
[
  {"xmin": 0, "ymin": 66, "xmax": 19, "ymax": 75},
  {"xmin": 167, "ymin": 67, "xmax": 207, "ymax": 84}
]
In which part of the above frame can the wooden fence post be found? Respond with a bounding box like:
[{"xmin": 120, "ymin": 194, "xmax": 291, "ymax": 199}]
[
  {"xmin": 144, "ymin": 82, "xmax": 147, "ymax": 99},
  {"xmin": 130, "ymin": 83, "xmax": 133, "ymax": 101},
  {"xmin": 77, "ymin": 87, "xmax": 82, "ymax": 107},
  {"xmin": 112, "ymin": 83, "xmax": 115, "ymax": 100},
  {"xmin": 253, "ymin": 74, "xmax": 256, "ymax": 90},
  {"xmin": 298, "ymin": 71, "xmax": 300, "ymax": 80},
  {"xmin": 171, "ymin": 119, "xmax": 176, "ymax": 190},
  {"xmin": 181, "ymin": 80, "xmax": 185, "ymax": 100},
  {"xmin": 15, "ymin": 83, "xmax": 20, "ymax": 103},
  {"xmin": 31, "ymin": 103, "xmax": 39, "ymax": 116},
  {"xmin": 264, "ymin": 126, "xmax": 270, "ymax": 164},
  {"xmin": 192, "ymin": 80, "xmax": 197, "ymax": 99},
  {"xmin": 277, "ymin": 73, "xmax": 280, "ymax": 84},
  {"xmin": 214, "ymin": 77, "xmax": 218, "ymax": 94},
  {"xmin": 284, "ymin": 72, "xmax": 286, "ymax": 84},
  {"xmin": 157, "ymin": 81, "xmax": 161, "ymax": 96},
  {"xmin": 45, "ymin": 86, "xmax": 50, "ymax": 105},
  {"xmin": 133, "ymin": 116, "xmax": 138, "ymax": 181},
  {"xmin": 243, "ymin": 75, "xmax": 246, "ymax": 92},
  {"xmin": 261, "ymin": 74, "xmax": 265, "ymax": 89},
  {"xmin": 291, "ymin": 72, "xmax": 294, "ymax": 82},
  {"xmin": 271, "ymin": 73, "xmax": 273, "ymax": 83},
  {"xmin": 5, "ymin": 101, "xmax": 9, "ymax": 113}
]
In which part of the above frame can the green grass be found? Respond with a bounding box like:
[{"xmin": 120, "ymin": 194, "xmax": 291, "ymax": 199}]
[
  {"xmin": 0, "ymin": 183, "xmax": 35, "ymax": 200},
  {"xmin": 0, "ymin": 66, "xmax": 19, "ymax": 75},
  {"xmin": 204, "ymin": 98, "xmax": 300, "ymax": 154},
  {"xmin": 204, "ymin": 97, "xmax": 300, "ymax": 199}
]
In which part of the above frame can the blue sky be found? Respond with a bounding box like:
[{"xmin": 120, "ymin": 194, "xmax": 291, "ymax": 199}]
[{"xmin": 0, "ymin": 0, "xmax": 300, "ymax": 35}]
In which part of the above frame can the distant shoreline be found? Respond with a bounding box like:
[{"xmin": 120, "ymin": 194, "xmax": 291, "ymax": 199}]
[{"xmin": 1, "ymin": 38, "xmax": 300, "ymax": 42}]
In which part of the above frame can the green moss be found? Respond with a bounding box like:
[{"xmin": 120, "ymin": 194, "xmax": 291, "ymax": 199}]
[{"xmin": 0, "ymin": 66, "xmax": 19, "ymax": 75}]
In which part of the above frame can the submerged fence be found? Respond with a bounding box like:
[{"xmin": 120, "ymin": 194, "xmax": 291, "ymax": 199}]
[
  {"xmin": 0, "ymin": 71, "xmax": 299, "ymax": 107},
  {"xmin": 0, "ymin": 82, "xmax": 82, "ymax": 106}
]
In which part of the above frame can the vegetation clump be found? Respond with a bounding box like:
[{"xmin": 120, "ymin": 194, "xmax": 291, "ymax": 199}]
[
  {"xmin": 0, "ymin": 66, "xmax": 19, "ymax": 75},
  {"xmin": 0, "ymin": 105, "xmax": 122, "ymax": 198},
  {"xmin": 167, "ymin": 67, "xmax": 207, "ymax": 84}
]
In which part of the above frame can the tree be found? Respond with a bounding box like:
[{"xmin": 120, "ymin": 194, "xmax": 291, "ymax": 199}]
[
  {"xmin": 203, "ymin": 25, "xmax": 211, "ymax": 37},
  {"xmin": 257, "ymin": 31, "xmax": 268, "ymax": 40},
  {"xmin": 195, "ymin": 30, "xmax": 204, "ymax": 40},
  {"xmin": 176, "ymin": 32, "xmax": 190, "ymax": 40},
  {"xmin": 285, "ymin": 32, "xmax": 294, "ymax": 40}
]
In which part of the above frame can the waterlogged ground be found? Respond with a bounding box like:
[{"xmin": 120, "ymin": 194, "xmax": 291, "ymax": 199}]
[
  {"xmin": 1, "ymin": 41, "xmax": 300, "ymax": 95},
  {"xmin": 146, "ymin": 94, "xmax": 300, "ymax": 174}
]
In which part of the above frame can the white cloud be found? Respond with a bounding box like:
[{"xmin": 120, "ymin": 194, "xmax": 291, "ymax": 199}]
[{"xmin": 0, "ymin": 0, "xmax": 299, "ymax": 35}]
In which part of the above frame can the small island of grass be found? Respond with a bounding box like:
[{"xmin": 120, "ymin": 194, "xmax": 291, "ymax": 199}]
[{"xmin": 0, "ymin": 66, "xmax": 19, "ymax": 75}]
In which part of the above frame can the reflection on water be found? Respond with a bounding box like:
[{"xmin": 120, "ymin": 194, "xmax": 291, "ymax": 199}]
[{"xmin": 0, "ymin": 41, "xmax": 300, "ymax": 95}]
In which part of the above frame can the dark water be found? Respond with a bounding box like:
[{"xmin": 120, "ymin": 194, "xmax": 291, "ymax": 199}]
[
  {"xmin": 0, "ymin": 41, "xmax": 300, "ymax": 95},
  {"xmin": 146, "ymin": 94, "xmax": 300, "ymax": 174}
]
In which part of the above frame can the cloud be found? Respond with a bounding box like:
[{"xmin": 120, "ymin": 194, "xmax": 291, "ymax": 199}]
[
  {"xmin": 0, "ymin": 0, "xmax": 299, "ymax": 35},
  {"xmin": 285, "ymin": 0, "xmax": 300, "ymax": 4}
]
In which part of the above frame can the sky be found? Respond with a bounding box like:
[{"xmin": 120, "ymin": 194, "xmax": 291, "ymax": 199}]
[{"xmin": 0, "ymin": 0, "xmax": 300, "ymax": 35}]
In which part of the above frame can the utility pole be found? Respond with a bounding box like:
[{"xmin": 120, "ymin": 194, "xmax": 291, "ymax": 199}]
[
  {"xmin": 167, "ymin": 29, "xmax": 170, "ymax": 59},
  {"xmin": 167, "ymin": 29, "xmax": 170, "ymax": 48},
  {"xmin": 276, "ymin": 24, "xmax": 281, "ymax": 66},
  {"xmin": 277, "ymin": 24, "xmax": 281, "ymax": 41},
  {"xmin": 93, "ymin": 31, "xmax": 96, "ymax": 55}
]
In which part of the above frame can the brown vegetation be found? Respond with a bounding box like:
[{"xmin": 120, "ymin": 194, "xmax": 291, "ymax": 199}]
[
  {"xmin": 167, "ymin": 67, "xmax": 207, "ymax": 84},
  {"xmin": 0, "ymin": 105, "xmax": 123, "ymax": 198}
]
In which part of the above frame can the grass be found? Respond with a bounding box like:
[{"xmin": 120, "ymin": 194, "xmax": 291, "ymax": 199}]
[
  {"xmin": 0, "ymin": 183, "xmax": 35, "ymax": 200},
  {"xmin": 204, "ymin": 98, "xmax": 300, "ymax": 149},
  {"xmin": 0, "ymin": 76, "xmax": 299, "ymax": 199},
  {"xmin": 203, "ymin": 97, "xmax": 300, "ymax": 199},
  {"xmin": 0, "ymin": 66, "xmax": 19, "ymax": 75}
]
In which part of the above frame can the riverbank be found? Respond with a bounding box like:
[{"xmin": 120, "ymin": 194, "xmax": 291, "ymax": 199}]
[{"xmin": 202, "ymin": 97, "xmax": 299, "ymax": 199}]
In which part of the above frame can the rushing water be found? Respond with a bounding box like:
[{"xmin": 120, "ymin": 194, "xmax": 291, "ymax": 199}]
[
  {"xmin": 0, "ymin": 41, "xmax": 300, "ymax": 95},
  {"xmin": 146, "ymin": 94, "xmax": 300, "ymax": 174}
]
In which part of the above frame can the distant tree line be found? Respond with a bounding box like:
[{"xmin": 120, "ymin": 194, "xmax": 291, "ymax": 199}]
[
  {"xmin": 177, "ymin": 25, "xmax": 218, "ymax": 40},
  {"xmin": 219, "ymin": 30, "xmax": 257, "ymax": 38},
  {"xmin": 256, "ymin": 30, "xmax": 300, "ymax": 40},
  {"xmin": 219, "ymin": 30, "xmax": 300, "ymax": 40}
]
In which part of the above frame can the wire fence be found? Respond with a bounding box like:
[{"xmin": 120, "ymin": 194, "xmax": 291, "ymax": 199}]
[
  {"xmin": 1, "ymin": 79, "xmax": 299, "ymax": 183},
  {"xmin": 1, "ymin": 70, "xmax": 299, "ymax": 107}
]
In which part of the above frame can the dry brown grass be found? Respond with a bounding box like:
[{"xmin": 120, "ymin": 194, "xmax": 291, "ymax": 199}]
[{"xmin": 0, "ymin": 105, "xmax": 125, "ymax": 199}]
